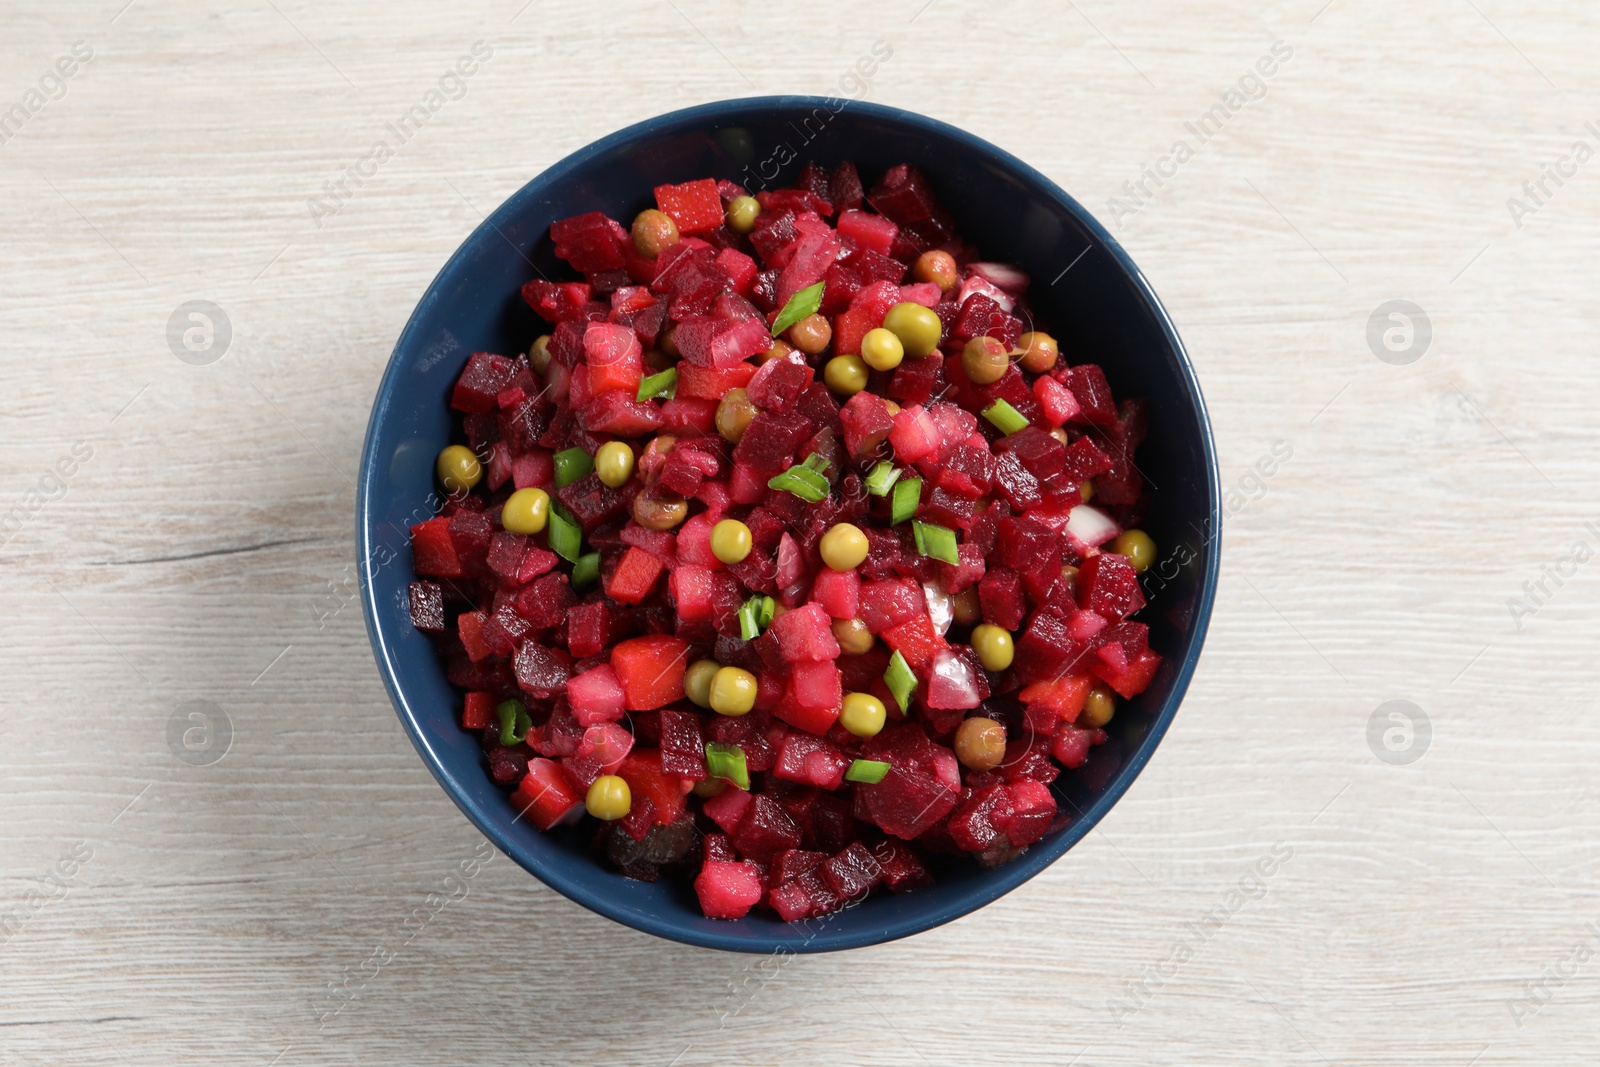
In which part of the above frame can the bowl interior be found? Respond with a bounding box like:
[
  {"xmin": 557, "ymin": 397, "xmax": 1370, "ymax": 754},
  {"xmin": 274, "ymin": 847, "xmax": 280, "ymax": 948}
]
[{"xmin": 359, "ymin": 96, "xmax": 1219, "ymax": 953}]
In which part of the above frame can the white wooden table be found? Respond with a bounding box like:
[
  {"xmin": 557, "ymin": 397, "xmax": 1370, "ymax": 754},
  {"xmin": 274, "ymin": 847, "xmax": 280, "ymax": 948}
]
[{"xmin": 3, "ymin": 1, "xmax": 1597, "ymax": 1063}]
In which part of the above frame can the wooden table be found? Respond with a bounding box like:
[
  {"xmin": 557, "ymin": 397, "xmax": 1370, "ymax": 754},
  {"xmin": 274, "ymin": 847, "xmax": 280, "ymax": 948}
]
[{"xmin": 3, "ymin": 1, "xmax": 1596, "ymax": 1063}]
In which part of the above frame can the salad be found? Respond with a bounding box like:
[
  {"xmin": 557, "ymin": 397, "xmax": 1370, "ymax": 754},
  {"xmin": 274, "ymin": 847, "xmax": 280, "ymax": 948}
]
[{"xmin": 407, "ymin": 161, "xmax": 1160, "ymax": 920}]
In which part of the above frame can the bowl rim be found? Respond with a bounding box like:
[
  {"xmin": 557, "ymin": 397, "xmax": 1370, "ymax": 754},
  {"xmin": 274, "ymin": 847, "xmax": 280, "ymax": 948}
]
[{"xmin": 357, "ymin": 94, "xmax": 1221, "ymax": 953}]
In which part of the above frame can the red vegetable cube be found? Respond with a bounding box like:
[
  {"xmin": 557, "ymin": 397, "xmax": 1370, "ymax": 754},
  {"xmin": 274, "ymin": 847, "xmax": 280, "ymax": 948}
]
[
  {"xmin": 888, "ymin": 404, "xmax": 941, "ymax": 462},
  {"xmin": 835, "ymin": 209, "xmax": 898, "ymax": 256},
  {"xmin": 703, "ymin": 782, "xmax": 754, "ymax": 833},
  {"xmin": 609, "ymin": 634, "xmax": 690, "ymax": 710},
  {"xmin": 732, "ymin": 794, "xmax": 803, "ymax": 863},
  {"xmin": 839, "ymin": 391, "xmax": 896, "ymax": 456},
  {"xmin": 1077, "ymin": 553, "xmax": 1146, "ymax": 621},
  {"xmin": 695, "ymin": 860, "xmax": 764, "ymax": 919},
  {"xmin": 767, "ymin": 602, "xmax": 841, "ymax": 663},
  {"xmin": 408, "ymin": 580, "xmax": 444, "ymax": 632},
  {"xmin": 676, "ymin": 360, "xmax": 756, "ymax": 400},
  {"xmin": 567, "ymin": 663, "xmax": 625, "ymax": 727},
  {"xmin": 1065, "ymin": 364, "xmax": 1118, "ymax": 425},
  {"xmin": 658, "ymin": 709, "xmax": 707, "ymax": 780},
  {"xmin": 881, "ymin": 612, "xmax": 946, "ymax": 672},
  {"xmin": 461, "ymin": 691, "xmax": 496, "ymax": 730},
  {"xmin": 550, "ymin": 212, "xmax": 627, "ymax": 273},
  {"xmin": 451, "ymin": 352, "xmax": 519, "ymax": 413},
  {"xmin": 654, "ymin": 178, "xmax": 724, "ymax": 235},
  {"xmin": 810, "ymin": 567, "xmax": 860, "ymax": 619},
  {"xmin": 410, "ymin": 517, "xmax": 463, "ymax": 578},
  {"xmin": 1095, "ymin": 646, "xmax": 1162, "ymax": 698},
  {"xmin": 605, "ymin": 546, "xmax": 665, "ymax": 606},
  {"xmin": 616, "ymin": 749, "xmax": 692, "ymax": 825},
  {"xmin": 511, "ymin": 759, "xmax": 584, "ymax": 830},
  {"xmin": 1005, "ymin": 779, "xmax": 1057, "ymax": 847},
  {"xmin": 774, "ymin": 731, "xmax": 850, "ymax": 789}
]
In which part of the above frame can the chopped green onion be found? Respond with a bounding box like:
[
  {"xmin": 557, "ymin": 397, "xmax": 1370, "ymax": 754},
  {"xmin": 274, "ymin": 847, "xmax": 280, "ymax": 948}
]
[
  {"xmin": 865, "ymin": 461, "xmax": 901, "ymax": 496},
  {"xmin": 890, "ymin": 476, "xmax": 922, "ymax": 525},
  {"xmin": 553, "ymin": 447, "xmax": 593, "ymax": 488},
  {"xmin": 844, "ymin": 759, "xmax": 891, "ymax": 784},
  {"xmin": 738, "ymin": 596, "xmax": 764, "ymax": 641},
  {"xmin": 704, "ymin": 742, "xmax": 751, "ymax": 790},
  {"xmin": 801, "ymin": 451, "xmax": 830, "ymax": 474},
  {"xmin": 496, "ymin": 699, "xmax": 531, "ymax": 745},
  {"xmin": 912, "ymin": 520, "xmax": 960, "ymax": 565},
  {"xmin": 767, "ymin": 465, "xmax": 830, "ymax": 503},
  {"xmin": 884, "ymin": 650, "xmax": 917, "ymax": 715},
  {"xmin": 636, "ymin": 366, "xmax": 678, "ymax": 402},
  {"xmin": 770, "ymin": 281, "xmax": 825, "ymax": 336},
  {"xmin": 757, "ymin": 596, "xmax": 776, "ymax": 628},
  {"xmin": 570, "ymin": 551, "xmax": 600, "ymax": 590},
  {"xmin": 548, "ymin": 503, "xmax": 582, "ymax": 562},
  {"xmin": 982, "ymin": 399, "xmax": 1030, "ymax": 436}
]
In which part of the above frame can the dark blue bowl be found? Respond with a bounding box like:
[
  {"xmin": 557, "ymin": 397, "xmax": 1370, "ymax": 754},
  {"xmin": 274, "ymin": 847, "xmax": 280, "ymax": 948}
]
[{"xmin": 358, "ymin": 96, "xmax": 1219, "ymax": 953}]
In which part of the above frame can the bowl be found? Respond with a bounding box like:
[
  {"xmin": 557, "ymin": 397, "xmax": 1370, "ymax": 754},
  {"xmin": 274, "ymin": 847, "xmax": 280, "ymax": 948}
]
[{"xmin": 357, "ymin": 96, "xmax": 1220, "ymax": 953}]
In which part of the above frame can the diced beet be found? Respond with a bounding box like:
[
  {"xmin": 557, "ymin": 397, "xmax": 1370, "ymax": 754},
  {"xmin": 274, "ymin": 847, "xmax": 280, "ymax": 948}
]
[
  {"xmin": 992, "ymin": 451, "xmax": 1043, "ymax": 510},
  {"xmin": 523, "ymin": 279, "xmax": 593, "ymax": 323},
  {"xmin": 450, "ymin": 352, "xmax": 519, "ymax": 414},
  {"xmin": 513, "ymin": 640, "xmax": 571, "ymax": 698},
  {"xmin": 773, "ymin": 679, "xmax": 841, "ymax": 736},
  {"xmin": 767, "ymin": 603, "xmax": 841, "ymax": 663},
  {"xmin": 838, "ymin": 391, "xmax": 896, "ymax": 457},
  {"xmin": 770, "ymin": 848, "xmax": 827, "ymax": 886},
  {"xmin": 777, "ymin": 228, "xmax": 842, "ymax": 307},
  {"xmin": 658, "ymin": 709, "xmax": 707, "ymax": 780},
  {"xmin": 947, "ymin": 783, "xmax": 1016, "ymax": 852},
  {"xmin": 732, "ymin": 410, "xmax": 815, "ymax": 473},
  {"xmin": 871, "ymin": 840, "xmax": 933, "ymax": 892},
  {"xmin": 408, "ymin": 580, "xmax": 444, "ymax": 632},
  {"xmin": 858, "ymin": 577, "xmax": 920, "ymax": 634},
  {"xmin": 555, "ymin": 473, "xmax": 629, "ymax": 532},
  {"xmin": 746, "ymin": 356, "xmax": 810, "ymax": 415},
  {"xmin": 703, "ymin": 783, "xmax": 754, "ymax": 833},
  {"xmin": 566, "ymin": 600, "xmax": 619, "ymax": 659},
  {"xmin": 1077, "ymin": 553, "xmax": 1146, "ymax": 621},
  {"xmin": 869, "ymin": 163, "xmax": 938, "ymax": 225},
  {"xmin": 1051, "ymin": 722, "xmax": 1100, "ymax": 769},
  {"xmin": 515, "ymin": 571, "xmax": 575, "ymax": 628},
  {"xmin": 660, "ymin": 395, "xmax": 718, "ymax": 436},
  {"xmin": 550, "ymin": 212, "xmax": 627, "ymax": 273},
  {"xmin": 1065, "ymin": 364, "xmax": 1118, "ymax": 425},
  {"xmin": 580, "ymin": 391, "xmax": 663, "ymax": 436},
  {"xmin": 836, "ymin": 208, "xmax": 898, "ymax": 255},
  {"xmin": 858, "ymin": 765, "xmax": 959, "ymax": 840},
  {"xmin": 444, "ymin": 509, "xmax": 493, "ymax": 578},
  {"xmin": 1005, "ymin": 778, "xmax": 1057, "ymax": 847},
  {"xmin": 674, "ymin": 315, "xmax": 772, "ymax": 369},
  {"xmin": 732, "ymin": 794, "xmax": 803, "ymax": 863},
  {"xmin": 617, "ymin": 796, "xmax": 658, "ymax": 841},
  {"xmin": 703, "ymin": 832, "xmax": 738, "ymax": 864},
  {"xmin": 774, "ymin": 731, "xmax": 850, "ymax": 789},
  {"xmin": 821, "ymin": 842, "xmax": 884, "ymax": 899}
]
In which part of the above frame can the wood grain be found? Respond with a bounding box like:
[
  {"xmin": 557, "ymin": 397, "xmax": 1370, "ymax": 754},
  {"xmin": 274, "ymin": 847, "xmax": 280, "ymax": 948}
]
[{"xmin": 2, "ymin": 0, "xmax": 1598, "ymax": 1063}]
